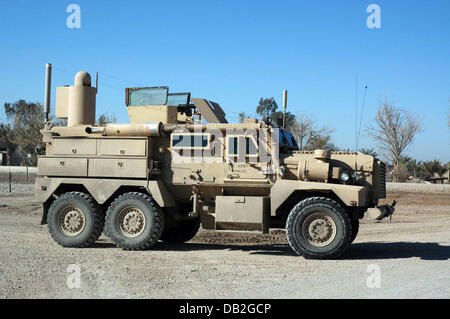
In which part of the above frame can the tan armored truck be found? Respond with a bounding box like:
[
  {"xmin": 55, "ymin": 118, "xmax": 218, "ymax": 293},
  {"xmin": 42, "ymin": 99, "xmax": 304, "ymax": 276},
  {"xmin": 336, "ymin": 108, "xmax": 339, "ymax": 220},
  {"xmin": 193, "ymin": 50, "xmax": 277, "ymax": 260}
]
[{"xmin": 35, "ymin": 67, "xmax": 395, "ymax": 259}]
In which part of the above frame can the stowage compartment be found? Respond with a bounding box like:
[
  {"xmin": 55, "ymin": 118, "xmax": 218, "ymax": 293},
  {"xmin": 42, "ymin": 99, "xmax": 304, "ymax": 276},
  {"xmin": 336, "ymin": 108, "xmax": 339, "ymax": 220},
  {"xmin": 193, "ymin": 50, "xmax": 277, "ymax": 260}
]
[
  {"xmin": 88, "ymin": 158, "xmax": 147, "ymax": 178},
  {"xmin": 37, "ymin": 157, "xmax": 88, "ymax": 176}
]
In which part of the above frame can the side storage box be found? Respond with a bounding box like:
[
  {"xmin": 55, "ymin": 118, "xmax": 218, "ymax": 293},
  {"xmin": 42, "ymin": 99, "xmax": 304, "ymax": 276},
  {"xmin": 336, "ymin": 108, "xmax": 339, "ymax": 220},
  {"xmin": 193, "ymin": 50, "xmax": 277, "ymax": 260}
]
[
  {"xmin": 97, "ymin": 139, "xmax": 147, "ymax": 157},
  {"xmin": 215, "ymin": 196, "xmax": 270, "ymax": 233},
  {"xmin": 52, "ymin": 138, "xmax": 97, "ymax": 156},
  {"xmin": 37, "ymin": 157, "xmax": 88, "ymax": 176},
  {"xmin": 88, "ymin": 158, "xmax": 148, "ymax": 178}
]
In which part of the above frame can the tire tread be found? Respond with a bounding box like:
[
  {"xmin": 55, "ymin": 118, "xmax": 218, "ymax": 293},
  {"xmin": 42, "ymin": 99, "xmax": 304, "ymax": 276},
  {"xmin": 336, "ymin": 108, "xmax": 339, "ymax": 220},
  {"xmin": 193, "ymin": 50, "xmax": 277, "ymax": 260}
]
[
  {"xmin": 48, "ymin": 191, "xmax": 104, "ymax": 248},
  {"xmin": 286, "ymin": 197, "xmax": 352, "ymax": 259},
  {"xmin": 104, "ymin": 192, "xmax": 165, "ymax": 250}
]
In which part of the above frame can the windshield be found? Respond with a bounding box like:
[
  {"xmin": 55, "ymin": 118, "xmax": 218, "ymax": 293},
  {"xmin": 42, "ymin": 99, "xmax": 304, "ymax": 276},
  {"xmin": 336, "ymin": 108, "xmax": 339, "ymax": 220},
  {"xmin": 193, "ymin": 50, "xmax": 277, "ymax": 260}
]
[
  {"xmin": 128, "ymin": 87, "xmax": 168, "ymax": 106},
  {"xmin": 168, "ymin": 93, "xmax": 190, "ymax": 106},
  {"xmin": 279, "ymin": 129, "xmax": 299, "ymax": 150}
]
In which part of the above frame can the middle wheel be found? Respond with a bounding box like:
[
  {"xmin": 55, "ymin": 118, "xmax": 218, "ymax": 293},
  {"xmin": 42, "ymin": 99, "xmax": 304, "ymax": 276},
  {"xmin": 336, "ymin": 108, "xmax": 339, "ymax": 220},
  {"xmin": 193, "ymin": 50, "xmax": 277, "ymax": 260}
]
[{"xmin": 105, "ymin": 192, "xmax": 165, "ymax": 250}]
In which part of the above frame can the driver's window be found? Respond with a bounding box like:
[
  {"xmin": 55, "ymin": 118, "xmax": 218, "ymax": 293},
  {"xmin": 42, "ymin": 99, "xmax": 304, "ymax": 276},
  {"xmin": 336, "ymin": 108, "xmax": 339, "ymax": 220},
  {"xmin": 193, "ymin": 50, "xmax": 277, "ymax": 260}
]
[{"xmin": 226, "ymin": 135, "xmax": 258, "ymax": 159}]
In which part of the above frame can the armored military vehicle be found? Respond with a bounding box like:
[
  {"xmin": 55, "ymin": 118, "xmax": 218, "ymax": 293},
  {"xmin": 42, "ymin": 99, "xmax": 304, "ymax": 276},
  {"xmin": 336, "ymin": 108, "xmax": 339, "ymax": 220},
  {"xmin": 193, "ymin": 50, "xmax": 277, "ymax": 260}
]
[{"xmin": 35, "ymin": 66, "xmax": 395, "ymax": 259}]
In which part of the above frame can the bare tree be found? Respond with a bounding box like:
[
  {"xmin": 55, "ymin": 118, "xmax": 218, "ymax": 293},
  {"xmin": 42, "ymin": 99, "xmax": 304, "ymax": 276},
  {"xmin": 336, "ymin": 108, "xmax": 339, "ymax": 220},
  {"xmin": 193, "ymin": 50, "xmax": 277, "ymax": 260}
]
[
  {"xmin": 98, "ymin": 112, "xmax": 117, "ymax": 124},
  {"xmin": 292, "ymin": 115, "xmax": 335, "ymax": 151},
  {"xmin": 367, "ymin": 99, "xmax": 422, "ymax": 182}
]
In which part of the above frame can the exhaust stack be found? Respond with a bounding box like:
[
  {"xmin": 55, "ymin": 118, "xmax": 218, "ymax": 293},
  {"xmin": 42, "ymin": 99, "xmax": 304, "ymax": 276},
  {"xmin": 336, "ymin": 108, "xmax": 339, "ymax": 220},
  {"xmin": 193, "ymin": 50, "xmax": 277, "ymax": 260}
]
[
  {"xmin": 44, "ymin": 63, "xmax": 52, "ymax": 122},
  {"xmin": 282, "ymin": 90, "xmax": 287, "ymax": 129}
]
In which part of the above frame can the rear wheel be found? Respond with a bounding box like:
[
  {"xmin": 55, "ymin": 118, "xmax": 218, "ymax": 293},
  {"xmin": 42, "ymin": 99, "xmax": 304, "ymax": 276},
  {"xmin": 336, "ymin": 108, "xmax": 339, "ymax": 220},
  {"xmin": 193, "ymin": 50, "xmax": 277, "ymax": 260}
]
[
  {"xmin": 47, "ymin": 192, "xmax": 104, "ymax": 247},
  {"xmin": 286, "ymin": 197, "xmax": 352, "ymax": 259},
  {"xmin": 104, "ymin": 192, "xmax": 165, "ymax": 250}
]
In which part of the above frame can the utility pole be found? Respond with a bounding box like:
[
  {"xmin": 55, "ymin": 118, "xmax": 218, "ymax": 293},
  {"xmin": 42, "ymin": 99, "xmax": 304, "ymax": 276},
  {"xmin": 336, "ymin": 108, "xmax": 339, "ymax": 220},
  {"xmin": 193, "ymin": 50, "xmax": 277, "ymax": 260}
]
[{"xmin": 282, "ymin": 90, "xmax": 287, "ymax": 129}]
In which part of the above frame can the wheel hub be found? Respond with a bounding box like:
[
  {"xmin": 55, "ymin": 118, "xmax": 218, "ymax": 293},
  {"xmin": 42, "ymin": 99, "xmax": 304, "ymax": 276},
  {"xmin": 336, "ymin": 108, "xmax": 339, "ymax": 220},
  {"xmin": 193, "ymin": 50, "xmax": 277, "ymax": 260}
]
[
  {"xmin": 302, "ymin": 213, "xmax": 337, "ymax": 247},
  {"xmin": 58, "ymin": 206, "xmax": 86, "ymax": 236},
  {"xmin": 118, "ymin": 207, "xmax": 146, "ymax": 238}
]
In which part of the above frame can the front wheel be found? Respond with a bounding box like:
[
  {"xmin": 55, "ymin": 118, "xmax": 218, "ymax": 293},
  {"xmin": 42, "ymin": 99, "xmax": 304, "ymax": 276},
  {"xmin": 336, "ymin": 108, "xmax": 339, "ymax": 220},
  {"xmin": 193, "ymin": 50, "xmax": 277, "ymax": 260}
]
[
  {"xmin": 286, "ymin": 197, "xmax": 352, "ymax": 259},
  {"xmin": 350, "ymin": 218, "xmax": 359, "ymax": 243}
]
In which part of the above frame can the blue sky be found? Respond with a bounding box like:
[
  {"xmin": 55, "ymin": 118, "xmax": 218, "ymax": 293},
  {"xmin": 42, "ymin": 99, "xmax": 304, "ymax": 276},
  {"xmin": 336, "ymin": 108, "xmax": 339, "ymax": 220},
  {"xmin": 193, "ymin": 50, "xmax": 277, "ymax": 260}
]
[{"xmin": 0, "ymin": 0, "xmax": 449, "ymax": 161}]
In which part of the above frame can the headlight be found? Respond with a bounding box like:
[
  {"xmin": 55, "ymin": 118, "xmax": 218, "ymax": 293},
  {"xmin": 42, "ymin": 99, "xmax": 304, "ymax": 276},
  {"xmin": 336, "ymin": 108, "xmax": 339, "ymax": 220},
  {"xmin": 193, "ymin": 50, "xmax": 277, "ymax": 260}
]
[
  {"xmin": 279, "ymin": 166, "xmax": 286, "ymax": 178},
  {"xmin": 340, "ymin": 172, "xmax": 350, "ymax": 183}
]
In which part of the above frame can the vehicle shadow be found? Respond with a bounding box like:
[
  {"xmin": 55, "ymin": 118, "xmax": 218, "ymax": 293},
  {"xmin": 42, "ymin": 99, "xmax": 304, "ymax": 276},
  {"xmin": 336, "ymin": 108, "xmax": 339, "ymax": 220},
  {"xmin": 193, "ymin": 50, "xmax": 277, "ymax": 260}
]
[
  {"xmin": 156, "ymin": 241, "xmax": 450, "ymax": 260},
  {"xmin": 153, "ymin": 242, "xmax": 297, "ymax": 256},
  {"xmin": 91, "ymin": 241, "xmax": 449, "ymax": 261},
  {"xmin": 344, "ymin": 242, "xmax": 450, "ymax": 261},
  {"xmin": 90, "ymin": 240, "xmax": 296, "ymax": 255}
]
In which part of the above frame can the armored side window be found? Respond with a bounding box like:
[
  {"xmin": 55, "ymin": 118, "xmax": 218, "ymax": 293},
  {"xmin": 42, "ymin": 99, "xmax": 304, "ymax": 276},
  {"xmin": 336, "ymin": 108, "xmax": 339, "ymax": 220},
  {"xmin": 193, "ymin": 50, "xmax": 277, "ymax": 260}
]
[
  {"xmin": 172, "ymin": 134, "xmax": 209, "ymax": 149},
  {"xmin": 227, "ymin": 135, "xmax": 258, "ymax": 157},
  {"xmin": 228, "ymin": 137, "xmax": 239, "ymax": 155},
  {"xmin": 245, "ymin": 137, "xmax": 258, "ymax": 155}
]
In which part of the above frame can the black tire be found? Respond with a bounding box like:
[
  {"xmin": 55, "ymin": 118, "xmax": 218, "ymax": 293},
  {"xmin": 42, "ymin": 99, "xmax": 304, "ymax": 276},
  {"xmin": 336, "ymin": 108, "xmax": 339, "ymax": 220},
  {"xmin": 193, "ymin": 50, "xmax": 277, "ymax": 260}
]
[
  {"xmin": 104, "ymin": 192, "xmax": 165, "ymax": 250},
  {"xmin": 286, "ymin": 197, "xmax": 352, "ymax": 259},
  {"xmin": 160, "ymin": 216, "xmax": 201, "ymax": 243},
  {"xmin": 47, "ymin": 192, "xmax": 104, "ymax": 248},
  {"xmin": 350, "ymin": 218, "xmax": 359, "ymax": 243}
]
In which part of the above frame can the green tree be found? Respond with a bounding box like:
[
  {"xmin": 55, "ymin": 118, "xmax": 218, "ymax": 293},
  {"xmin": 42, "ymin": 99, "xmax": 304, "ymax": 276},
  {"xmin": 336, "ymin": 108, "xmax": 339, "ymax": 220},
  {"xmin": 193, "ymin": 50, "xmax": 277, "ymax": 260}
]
[
  {"xmin": 256, "ymin": 97, "xmax": 278, "ymax": 122},
  {"xmin": 359, "ymin": 148, "xmax": 378, "ymax": 157},
  {"xmin": 3, "ymin": 100, "xmax": 45, "ymax": 165},
  {"xmin": 271, "ymin": 111, "xmax": 296, "ymax": 132},
  {"xmin": 420, "ymin": 159, "xmax": 447, "ymax": 178}
]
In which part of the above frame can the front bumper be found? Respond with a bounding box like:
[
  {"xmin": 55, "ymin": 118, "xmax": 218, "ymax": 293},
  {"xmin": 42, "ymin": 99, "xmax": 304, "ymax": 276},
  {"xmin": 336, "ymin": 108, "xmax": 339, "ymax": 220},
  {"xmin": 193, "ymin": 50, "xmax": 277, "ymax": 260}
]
[{"xmin": 367, "ymin": 200, "xmax": 397, "ymax": 221}]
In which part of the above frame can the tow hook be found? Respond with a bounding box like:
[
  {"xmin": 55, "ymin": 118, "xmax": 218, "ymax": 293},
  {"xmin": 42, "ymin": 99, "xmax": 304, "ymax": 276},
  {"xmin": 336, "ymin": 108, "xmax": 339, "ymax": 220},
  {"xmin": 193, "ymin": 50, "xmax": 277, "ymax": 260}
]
[{"xmin": 367, "ymin": 200, "xmax": 397, "ymax": 222}]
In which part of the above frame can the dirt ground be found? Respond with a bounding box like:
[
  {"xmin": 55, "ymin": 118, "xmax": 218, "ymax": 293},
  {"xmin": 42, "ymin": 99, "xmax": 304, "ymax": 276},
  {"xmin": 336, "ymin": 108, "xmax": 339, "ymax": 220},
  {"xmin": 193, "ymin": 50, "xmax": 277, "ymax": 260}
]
[{"xmin": 0, "ymin": 187, "xmax": 449, "ymax": 299}]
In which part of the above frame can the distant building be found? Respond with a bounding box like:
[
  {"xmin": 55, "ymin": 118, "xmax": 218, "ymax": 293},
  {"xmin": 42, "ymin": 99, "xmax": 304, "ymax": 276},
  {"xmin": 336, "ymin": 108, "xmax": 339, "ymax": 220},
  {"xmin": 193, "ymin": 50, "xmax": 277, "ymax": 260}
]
[
  {"xmin": 0, "ymin": 146, "xmax": 6, "ymax": 166},
  {"xmin": 0, "ymin": 143, "xmax": 22, "ymax": 166}
]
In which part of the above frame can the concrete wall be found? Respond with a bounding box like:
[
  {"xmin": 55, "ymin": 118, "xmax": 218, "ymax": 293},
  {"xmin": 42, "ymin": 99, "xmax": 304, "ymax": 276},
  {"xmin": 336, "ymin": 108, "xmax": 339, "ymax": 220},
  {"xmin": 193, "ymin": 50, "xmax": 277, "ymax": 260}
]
[{"xmin": 0, "ymin": 166, "xmax": 37, "ymax": 174}]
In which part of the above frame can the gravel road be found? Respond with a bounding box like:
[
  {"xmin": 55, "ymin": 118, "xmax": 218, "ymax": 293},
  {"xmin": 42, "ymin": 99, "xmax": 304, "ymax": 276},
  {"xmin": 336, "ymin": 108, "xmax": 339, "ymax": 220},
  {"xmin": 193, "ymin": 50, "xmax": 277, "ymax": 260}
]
[{"xmin": 0, "ymin": 184, "xmax": 449, "ymax": 299}]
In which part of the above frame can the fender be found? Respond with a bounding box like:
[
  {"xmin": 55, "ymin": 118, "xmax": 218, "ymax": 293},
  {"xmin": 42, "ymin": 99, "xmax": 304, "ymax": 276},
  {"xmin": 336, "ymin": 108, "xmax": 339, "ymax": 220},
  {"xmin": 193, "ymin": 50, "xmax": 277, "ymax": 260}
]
[
  {"xmin": 35, "ymin": 177, "xmax": 176, "ymax": 207},
  {"xmin": 270, "ymin": 180, "xmax": 369, "ymax": 216}
]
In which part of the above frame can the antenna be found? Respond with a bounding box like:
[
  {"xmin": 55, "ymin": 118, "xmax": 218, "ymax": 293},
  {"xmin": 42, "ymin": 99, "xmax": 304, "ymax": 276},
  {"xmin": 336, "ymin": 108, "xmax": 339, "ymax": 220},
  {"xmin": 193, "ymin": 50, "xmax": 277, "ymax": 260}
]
[
  {"xmin": 355, "ymin": 73, "xmax": 358, "ymax": 153},
  {"xmin": 354, "ymin": 74, "xmax": 368, "ymax": 180},
  {"xmin": 356, "ymin": 85, "xmax": 368, "ymax": 150},
  {"xmin": 282, "ymin": 90, "xmax": 287, "ymax": 129},
  {"xmin": 354, "ymin": 74, "xmax": 358, "ymax": 179}
]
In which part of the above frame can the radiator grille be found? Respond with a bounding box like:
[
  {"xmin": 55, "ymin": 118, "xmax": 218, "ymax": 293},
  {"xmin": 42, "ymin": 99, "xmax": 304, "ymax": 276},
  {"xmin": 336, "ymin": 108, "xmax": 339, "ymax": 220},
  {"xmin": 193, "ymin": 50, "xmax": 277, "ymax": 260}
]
[{"xmin": 374, "ymin": 161, "xmax": 387, "ymax": 199}]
